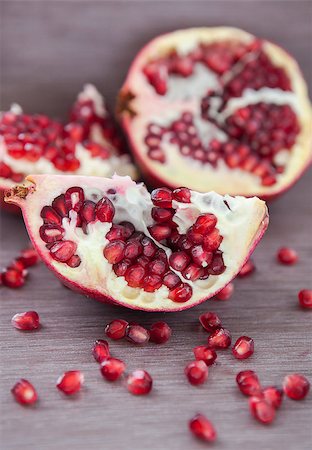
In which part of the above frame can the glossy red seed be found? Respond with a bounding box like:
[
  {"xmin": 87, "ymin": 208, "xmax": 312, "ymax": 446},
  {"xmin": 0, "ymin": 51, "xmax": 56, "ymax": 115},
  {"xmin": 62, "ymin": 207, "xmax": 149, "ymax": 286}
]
[
  {"xmin": 232, "ymin": 336, "xmax": 254, "ymax": 359},
  {"xmin": 50, "ymin": 240, "xmax": 77, "ymax": 262},
  {"xmin": 113, "ymin": 259, "xmax": 132, "ymax": 277},
  {"xmin": 194, "ymin": 213, "xmax": 217, "ymax": 234},
  {"xmin": 19, "ymin": 248, "xmax": 39, "ymax": 267},
  {"xmin": 148, "ymin": 224, "xmax": 172, "ymax": 241},
  {"xmin": 125, "ymin": 264, "xmax": 146, "ymax": 288},
  {"xmin": 143, "ymin": 274, "xmax": 162, "ymax": 292},
  {"xmin": 236, "ymin": 370, "xmax": 261, "ymax": 396},
  {"xmin": 249, "ymin": 396, "xmax": 275, "ymax": 424},
  {"xmin": 163, "ymin": 271, "xmax": 181, "ymax": 289},
  {"xmin": 199, "ymin": 311, "xmax": 222, "ymax": 332},
  {"xmin": 65, "ymin": 186, "xmax": 85, "ymax": 212},
  {"xmin": 80, "ymin": 200, "xmax": 96, "ymax": 224},
  {"xmin": 202, "ymin": 228, "xmax": 222, "ymax": 251},
  {"xmin": 126, "ymin": 324, "xmax": 150, "ymax": 344},
  {"xmin": 103, "ymin": 240, "xmax": 125, "ymax": 264},
  {"xmin": 39, "ymin": 224, "xmax": 64, "ymax": 243},
  {"xmin": 127, "ymin": 370, "xmax": 153, "ymax": 395},
  {"xmin": 298, "ymin": 289, "xmax": 312, "ymax": 309},
  {"xmin": 208, "ymin": 328, "xmax": 231, "ymax": 349},
  {"xmin": 124, "ymin": 240, "xmax": 143, "ymax": 259},
  {"xmin": 151, "ymin": 187, "xmax": 172, "ymax": 208},
  {"xmin": 169, "ymin": 251, "xmax": 190, "ymax": 271},
  {"xmin": 7, "ymin": 259, "xmax": 27, "ymax": 275},
  {"xmin": 185, "ymin": 360, "xmax": 208, "ymax": 385},
  {"xmin": 151, "ymin": 207, "xmax": 174, "ymax": 223},
  {"xmin": 172, "ymin": 187, "xmax": 191, "ymax": 203},
  {"xmin": 190, "ymin": 246, "xmax": 212, "ymax": 267},
  {"xmin": 40, "ymin": 206, "xmax": 62, "ymax": 225},
  {"xmin": 56, "ymin": 370, "xmax": 84, "ymax": 395},
  {"xmin": 277, "ymin": 247, "xmax": 298, "ymax": 265},
  {"xmin": 168, "ymin": 283, "xmax": 192, "ymax": 302},
  {"xmin": 283, "ymin": 374, "xmax": 310, "ymax": 400},
  {"xmin": 189, "ymin": 414, "xmax": 217, "ymax": 442},
  {"xmin": 215, "ymin": 282, "xmax": 234, "ymax": 300},
  {"xmin": 11, "ymin": 379, "xmax": 38, "ymax": 405},
  {"xmin": 92, "ymin": 339, "xmax": 110, "ymax": 363},
  {"xmin": 52, "ymin": 194, "xmax": 69, "ymax": 217},
  {"xmin": 149, "ymin": 321, "xmax": 172, "ymax": 344},
  {"xmin": 193, "ymin": 346, "xmax": 217, "ymax": 366},
  {"xmin": 238, "ymin": 259, "xmax": 255, "ymax": 277},
  {"xmin": 66, "ymin": 254, "xmax": 81, "ymax": 268},
  {"xmin": 11, "ymin": 311, "xmax": 40, "ymax": 330},
  {"xmin": 207, "ymin": 251, "xmax": 226, "ymax": 275},
  {"xmin": 95, "ymin": 197, "xmax": 115, "ymax": 222},
  {"xmin": 2, "ymin": 268, "xmax": 25, "ymax": 288},
  {"xmin": 105, "ymin": 319, "xmax": 129, "ymax": 340},
  {"xmin": 141, "ymin": 236, "xmax": 157, "ymax": 258},
  {"xmin": 100, "ymin": 358, "xmax": 126, "ymax": 381},
  {"xmin": 263, "ymin": 386, "xmax": 283, "ymax": 409}
]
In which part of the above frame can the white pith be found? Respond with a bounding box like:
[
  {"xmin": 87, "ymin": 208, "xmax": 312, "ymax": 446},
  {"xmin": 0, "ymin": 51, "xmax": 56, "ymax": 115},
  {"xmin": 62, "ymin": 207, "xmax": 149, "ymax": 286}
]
[
  {"xmin": 0, "ymin": 84, "xmax": 138, "ymax": 190},
  {"xmin": 6, "ymin": 174, "xmax": 268, "ymax": 312},
  {"xmin": 120, "ymin": 27, "xmax": 312, "ymax": 197}
]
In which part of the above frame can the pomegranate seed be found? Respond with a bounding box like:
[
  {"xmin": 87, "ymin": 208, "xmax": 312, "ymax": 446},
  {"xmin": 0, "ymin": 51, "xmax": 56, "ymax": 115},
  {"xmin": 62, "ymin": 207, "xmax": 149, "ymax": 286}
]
[
  {"xmin": 92, "ymin": 339, "xmax": 110, "ymax": 363},
  {"xmin": 124, "ymin": 240, "xmax": 143, "ymax": 259},
  {"xmin": 52, "ymin": 194, "xmax": 69, "ymax": 217},
  {"xmin": 168, "ymin": 283, "xmax": 192, "ymax": 302},
  {"xmin": 39, "ymin": 224, "xmax": 64, "ymax": 243},
  {"xmin": 187, "ymin": 227, "xmax": 204, "ymax": 244},
  {"xmin": 203, "ymin": 228, "xmax": 222, "ymax": 251},
  {"xmin": 125, "ymin": 264, "xmax": 146, "ymax": 288},
  {"xmin": 113, "ymin": 259, "xmax": 131, "ymax": 277},
  {"xmin": 103, "ymin": 240, "xmax": 125, "ymax": 264},
  {"xmin": 126, "ymin": 324, "xmax": 150, "ymax": 344},
  {"xmin": 277, "ymin": 247, "xmax": 298, "ymax": 265},
  {"xmin": 263, "ymin": 386, "xmax": 283, "ymax": 409},
  {"xmin": 194, "ymin": 213, "xmax": 217, "ymax": 234},
  {"xmin": 141, "ymin": 236, "xmax": 157, "ymax": 257},
  {"xmin": 50, "ymin": 240, "xmax": 77, "ymax": 262},
  {"xmin": 8, "ymin": 259, "xmax": 27, "ymax": 275},
  {"xmin": 190, "ymin": 246, "xmax": 212, "ymax": 267},
  {"xmin": 182, "ymin": 263, "xmax": 204, "ymax": 281},
  {"xmin": 185, "ymin": 360, "xmax": 208, "ymax": 385},
  {"xmin": 65, "ymin": 186, "xmax": 85, "ymax": 212},
  {"xmin": 127, "ymin": 370, "xmax": 153, "ymax": 395},
  {"xmin": 298, "ymin": 289, "xmax": 312, "ymax": 309},
  {"xmin": 215, "ymin": 282, "xmax": 234, "ymax": 300},
  {"xmin": 100, "ymin": 358, "xmax": 126, "ymax": 381},
  {"xmin": 2, "ymin": 268, "xmax": 25, "ymax": 288},
  {"xmin": 283, "ymin": 373, "xmax": 310, "ymax": 400},
  {"xmin": 119, "ymin": 221, "xmax": 135, "ymax": 237},
  {"xmin": 95, "ymin": 197, "xmax": 115, "ymax": 222},
  {"xmin": 11, "ymin": 379, "xmax": 38, "ymax": 405},
  {"xmin": 249, "ymin": 396, "xmax": 275, "ymax": 424},
  {"xmin": 11, "ymin": 311, "xmax": 40, "ymax": 331},
  {"xmin": 56, "ymin": 370, "xmax": 84, "ymax": 395},
  {"xmin": 193, "ymin": 346, "xmax": 217, "ymax": 366},
  {"xmin": 149, "ymin": 321, "xmax": 172, "ymax": 344},
  {"xmin": 163, "ymin": 270, "xmax": 181, "ymax": 289},
  {"xmin": 238, "ymin": 259, "xmax": 255, "ymax": 277},
  {"xmin": 19, "ymin": 248, "xmax": 39, "ymax": 267},
  {"xmin": 236, "ymin": 370, "xmax": 261, "ymax": 396},
  {"xmin": 148, "ymin": 259, "xmax": 167, "ymax": 275},
  {"xmin": 169, "ymin": 251, "xmax": 190, "ymax": 271},
  {"xmin": 208, "ymin": 328, "xmax": 231, "ymax": 349},
  {"xmin": 172, "ymin": 187, "xmax": 191, "ymax": 203},
  {"xmin": 151, "ymin": 187, "xmax": 172, "ymax": 208},
  {"xmin": 232, "ymin": 336, "xmax": 254, "ymax": 359},
  {"xmin": 143, "ymin": 274, "xmax": 162, "ymax": 292},
  {"xmin": 199, "ymin": 312, "xmax": 222, "ymax": 332},
  {"xmin": 189, "ymin": 414, "xmax": 217, "ymax": 442},
  {"xmin": 80, "ymin": 200, "xmax": 96, "ymax": 224},
  {"xmin": 148, "ymin": 224, "xmax": 172, "ymax": 241},
  {"xmin": 151, "ymin": 207, "xmax": 174, "ymax": 223},
  {"xmin": 67, "ymin": 254, "xmax": 81, "ymax": 267},
  {"xmin": 207, "ymin": 251, "xmax": 226, "ymax": 275},
  {"xmin": 105, "ymin": 319, "xmax": 129, "ymax": 340}
]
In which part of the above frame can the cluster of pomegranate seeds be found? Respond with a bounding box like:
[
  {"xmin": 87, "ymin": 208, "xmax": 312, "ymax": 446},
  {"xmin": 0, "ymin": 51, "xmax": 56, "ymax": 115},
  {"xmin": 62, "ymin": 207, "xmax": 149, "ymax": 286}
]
[
  {"xmin": 92, "ymin": 339, "xmax": 110, "ymax": 363},
  {"xmin": 1, "ymin": 246, "xmax": 39, "ymax": 289},
  {"xmin": 56, "ymin": 370, "xmax": 84, "ymax": 395},
  {"xmin": 215, "ymin": 282, "xmax": 234, "ymax": 300},
  {"xmin": 189, "ymin": 414, "xmax": 217, "ymax": 442},
  {"xmin": 237, "ymin": 259, "xmax": 255, "ymax": 277},
  {"xmin": 100, "ymin": 358, "xmax": 126, "ymax": 381},
  {"xmin": 283, "ymin": 374, "xmax": 310, "ymax": 400},
  {"xmin": 11, "ymin": 311, "xmax": 40, "ymax": 331},
  {"xmin": 105, "ymin": 319, "xmax": 172, "ymax": 346},
  {"xmin": 298, "ymin": 289, "xmax": 312, "ymax": 309},
  {"xmin": 127, "ymin": 370, "xmax": 153, "ymax": 395},
  {"xmin": 11, "ymin": 379, "xmax": 38, "ymax": 405},
  {"xmin": 277, "ymin": 247, "xmax": 298, "ymax": 265},
  {"xmin": 232, "ymin": 336, "xmax": 254, "ymax": 360}
]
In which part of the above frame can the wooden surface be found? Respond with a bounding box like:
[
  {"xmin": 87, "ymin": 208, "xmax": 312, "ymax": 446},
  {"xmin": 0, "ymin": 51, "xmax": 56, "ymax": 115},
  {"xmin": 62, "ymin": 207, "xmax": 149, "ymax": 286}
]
[{"xmin": 1, "ymin": 1, "xmax": 312, "ymax": 449}]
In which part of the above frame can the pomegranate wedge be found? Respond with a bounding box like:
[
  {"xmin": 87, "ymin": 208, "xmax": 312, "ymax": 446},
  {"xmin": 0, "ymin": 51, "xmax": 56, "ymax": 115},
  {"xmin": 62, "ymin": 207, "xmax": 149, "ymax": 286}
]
[
  {"xmin": 5, "ymin": 175, "xmax": 268, "ymax": 311},
  {"xmin": 118, "ymin": 27, "xmax": 312, "ymax": 200}
]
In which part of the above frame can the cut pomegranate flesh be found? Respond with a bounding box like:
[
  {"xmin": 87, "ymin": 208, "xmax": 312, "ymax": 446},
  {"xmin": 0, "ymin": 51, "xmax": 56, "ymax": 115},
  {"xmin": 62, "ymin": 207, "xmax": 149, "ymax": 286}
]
[
  {"xmin": 11, "ymin": 379, "xmax": 38, "ymax": 405},
  {"xmin": 185, "ymin": 360, "xmax": 208, "ymax": 385},
  {"xmin": 127, "ymin": 370, "xmax": 153, "ymax": 395},
  {"xmin": 232, "ymin": 336, "xmax": 254, "ymax": 359},
  {"xmin": 11, "ymin": 311, "xmax": 40, "ymax": 331},
  {"xmin": 189, "ymin": 414, "xmax": 217, "ymax": 442},
  {"xmin": 283, "ymin": 373, "xmax": 310, "ymax": 400},
  {"xmin": 236, "ymin": 370, "xmax": 261, "ymax": 396},
  {"xmin": 56, "ymin": 370, "xmax": 84, "ymax": 395},
  {"xmin": 100, "ymin": 358, "xmax": 126, "ymax": 381},
  {"xmin": 298, "ymin": 290, "xmax": 312, "ymax": 309}
]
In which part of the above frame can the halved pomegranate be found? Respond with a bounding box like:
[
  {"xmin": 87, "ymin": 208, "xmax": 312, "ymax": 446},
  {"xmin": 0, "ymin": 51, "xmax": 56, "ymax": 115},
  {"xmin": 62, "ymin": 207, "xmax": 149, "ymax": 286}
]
[
  {"xmin": 5, "ymin": 174, "xmax": 268, "ymax": 311},
  {"xmin": 118, "ymin": 27, "xmax": 312, "ymax": 199},
  {"xmin": 0, "ymin": 84, "xmax": 137, "ymax": 210}
]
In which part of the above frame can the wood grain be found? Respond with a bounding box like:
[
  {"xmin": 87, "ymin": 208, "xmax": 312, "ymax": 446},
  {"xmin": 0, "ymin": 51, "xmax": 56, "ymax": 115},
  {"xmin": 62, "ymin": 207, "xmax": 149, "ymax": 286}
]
[{"xmin": 0, "ymin": 1, "xmax": 311, "ymax": 450}]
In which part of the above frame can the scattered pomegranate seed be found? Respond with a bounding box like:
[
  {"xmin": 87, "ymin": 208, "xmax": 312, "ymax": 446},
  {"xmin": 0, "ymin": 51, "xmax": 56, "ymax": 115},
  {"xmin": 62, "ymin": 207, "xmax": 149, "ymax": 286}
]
[
  {"xmin": 56, "ymin": 370, "xmax": 84, "ymax": 395},
  {"xmin": 105, "ymin": 319, "xmax": 129, "ymax": 340},
  {"xmin": 199, "ymin": 311, "xmax": 222, "ymax": 332},
  {"xmin": 277, "ymin": 247, "xmax": 298, "ymax": 265},
  {"xmin": 207, "ymin": 328, "xmax": 231, "ymax": 349},
  {"xmin": 11, "ymin": 379, "xmax": 38, "ymax": 405},
  {"xmin": 172, "ymin": 187, "xmax": 191, "ymax": 203},
  {"xmin": 126, "ymin": 324, "xmax": 150, "ymax": 345},
  {"xmin": 232, "ymin": 336, "xmax": 254, "ymax": 360},
  {"xmin": 249, "ymin": 396, "xmax": 275, "ymax": 424},
  {"xmin": 11, "ymin": 311, "xmax": 40, "ymax": 331},
  {"xmin": 127, "ymin": 370, "xmax": 153, "ymax": 395},
  {"xmin": 185, "ymin": 360, "xmax": 208, "ymax": 385},
  {"xmin": 238, "ymin": 259, "xmax": 255, "ymax": 277},
  {"xmin": 193, "ymin": 346, "xmax": 217, "ymax": 366},
  {"xmin": 283, "ymin": 373, "xmax": 310, "ymax": 400},
  {"xmin": 298, "ymin": 289, "xmax": 312, "ymax": 309},
  {"xmin": 100, "ymin": 358, "xmax": 126, "ymax": 381},
  {"xmin": 2, "ymin": 268, "xmax": 25, "ymax": 288},
  {"xmin": 149, "ymin": 321, "xmax": 172, "ymax": 344},
  {"xmin": 92, "ymin": 339, "xmax": 110, "ymax": 363},
  {"xmin": 236, "ymin": 370, "xmax": 261, "ymax": 396},
  {"xmin": 215, "ymin": 282, "xmax": 234, "ymax": 300},
  {"xmin": 189, "ymin": 414, "xmax": 217, "ymax": 442},
  {"xmin": 19, "ymin": 247, "xmax": 39, "ymax": 267},
  {"xmin": 263, "ymin": 386, "xmax": 283, "ymax": 409}
]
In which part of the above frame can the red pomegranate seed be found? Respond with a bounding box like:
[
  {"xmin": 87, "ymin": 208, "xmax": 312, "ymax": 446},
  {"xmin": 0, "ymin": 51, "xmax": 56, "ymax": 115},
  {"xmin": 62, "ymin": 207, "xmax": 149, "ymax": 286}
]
[
  {"xmin": 263, "ymin": 386, "xmax": 283, "ymax": 409},
  {"xmin": 236, "ymin": 370, "xmax": 261, "ymax": 396},
  {"xmin": 80, "ymin": 200, "xmax": 96, "ymax": 224},
  {"xmin": 7, "ymin": 259, "xmax": 27, "ymax": 275},
  {"xmin": 190, "ymin": 246, "xmax": 212, "ymax": 267},
  {"xmin": 125, "ymin": 264, "xmax": 146, "ymax": 288},
  {"xmin": 103, "ymin": 240, "xmax": 125, "ymax": 264},
  {"xmin": 2, "ymin": 268, "xmax": 25, "ymax": 288},
  {"xmin": 249, "ymin": 396, "xmax": 275, "ymax": 424},
  {"xmin": 148, "ymin": 259, "xmax": 167, "ymax": 275},
  {"xmin": 39, "ymin": 224, "xmax": 64, "ymax": 243},
  {"xmin": 127, "ymin": 370, "xmax": 153, "ymax": 395},
  {"xmin": 215, "ymin": 282, "xmax": 234, "ymax": 300},
  {"xmin": 143, "ymin": 274, "xmax": 162, "ymax": 292},
  {"xmin": 203, "ymin": 228, "xmax": 222, "ymax": 251},
  {"xmin": 50, "ymin": 240, "xmax": 77, "ymax": 262},
  {"xmin": 19, "ymin": 248, "xmax": 39, "ymax": 267},
  {"xmin": 193, "ymin": 213, "xmax": 217, "ymax": 234},
  {"xmin": 185, "ymin": 360, "xmax": 208, "ymax": 385},
  {"xmin": 105, "ymin": 319, "xmax": 129, "ymax": 340},
  {"xmin": 124, "ymin": 240, "xmax": 143, "ymax": 259},
  {"xmin": 189, "ymin": 414, "xmax": 217, "ymax": 442},
  {"xmin": 298, "ymin": 289, "xmax": 312, "ymax": 309},
  {"xmin": 283, "ymin": 373, "xmax": 310, "ymax": 400},
  {"xmin": 238, "ymin": 259, "xmax": 255, "ymax": 277},
  {"xmin": 65, "ymin": 186, "xmax": 85, "ymax": 212},
  {"xmin": 11, "ymin": 311, "xmax": 40, "ymax": 331},
  {"xmin": 277, "ymin": 247, "xmax": 298, "ymax": 265},
  {"xmin": 199, "ymin": 311, "xmax": 222, "ymax": 332},
  {"xmin": 169, "ymin": 251, "xmax": 190, "ymax": 271},
  {"xmin": 95, "ymin": 197, "xmax": 115, "ymax": 222},
  {"xmin": 100, "ymin": 358, "xmax": 126, "ymax": 381},
  {"xmin": 151, "ymin": 207, "xmax": 174, "ymax": 223},
  {"xmin": 56, "ymin": 370, "xmax": 84, "ymax": 395},
  {"xmin": 92, "ymin": 339, "xmax": 110, "ymax": 363},
  {"xmin": 172, "ymin": 187, "xmax": 191, "ymax": 203},
  {"xmin": 148, "ymin": 224, "xmax": 172, "ymax": 241},
  {"xmin": 113, "ymin": 259, "xmax": 131, "ymax": 277},
  {"xmin": 208, "ymin": 328, "xmax": 231, "ymax": 349},
  {"xmin": 193, "ymin": 346, "xmax": 217, "ymax": 366},
  {"xmin": 232, "ymin": 336, "xmax": 254, "ymax": 359},
  {"xmin": 126, "ymin": 324, "xmax": 150, "ymax": 344},
  {"xmin": 182, "ymin": 263, "xmax": 204, "ymax": 281},
  {"xmin": 149, "ymin": 321, "xmax": 172, "ymax": 344},
  {"xmin": 169, "ymin": 283, "xmax": 192, "ymax": 302},
  {"xmin": 151, "ymin": 188, "xmax": 172, "ymax": 208},
  {"xmin": 52, "ymin": 194, "xmax": 69, "ymax": 217},
  {"xmin": 163, "ymin": 271, "xmax": 181, "ymax": 289},
  {"xmin": 66, "ymin": 254, "xmax": 81, "ymax": 267},
  {"xmin": 11, "ymin": 379, "xmax": 38, "ymax": 405},
  {"xmin": 141, "ymin": 236, "xmax": 157, "ymax": 257}
]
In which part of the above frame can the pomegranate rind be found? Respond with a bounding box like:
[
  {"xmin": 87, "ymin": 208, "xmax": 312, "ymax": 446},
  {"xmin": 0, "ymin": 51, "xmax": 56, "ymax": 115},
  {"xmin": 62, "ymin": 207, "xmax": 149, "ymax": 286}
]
[
  {"xmin": 5, "ymin": 174, "xmax": 268, "ymax": 312},
  {"xmin": 118, "ymin": 27, "xmax": 312, "ymax": 200}
]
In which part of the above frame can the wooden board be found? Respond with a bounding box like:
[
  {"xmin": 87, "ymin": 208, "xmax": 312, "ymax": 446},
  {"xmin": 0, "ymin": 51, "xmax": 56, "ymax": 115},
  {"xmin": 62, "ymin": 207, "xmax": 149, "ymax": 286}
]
[{"xmin": 1, "ymin": 1, "xmax": 311, "ymax": 449}]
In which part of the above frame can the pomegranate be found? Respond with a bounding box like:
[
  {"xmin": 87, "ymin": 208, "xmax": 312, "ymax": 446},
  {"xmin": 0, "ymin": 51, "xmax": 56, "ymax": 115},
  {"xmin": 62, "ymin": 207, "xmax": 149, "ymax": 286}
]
[
  {"xmin": 0, "ymin": 84, "xmax": 137, "ymax": 210},
  {"xmin": 118, "ymin": 27, "xmax": 312, "ymax": 199},
  {"xmin": 5, "ymin": 174, "xmax": 268, "ymax": 311}
]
